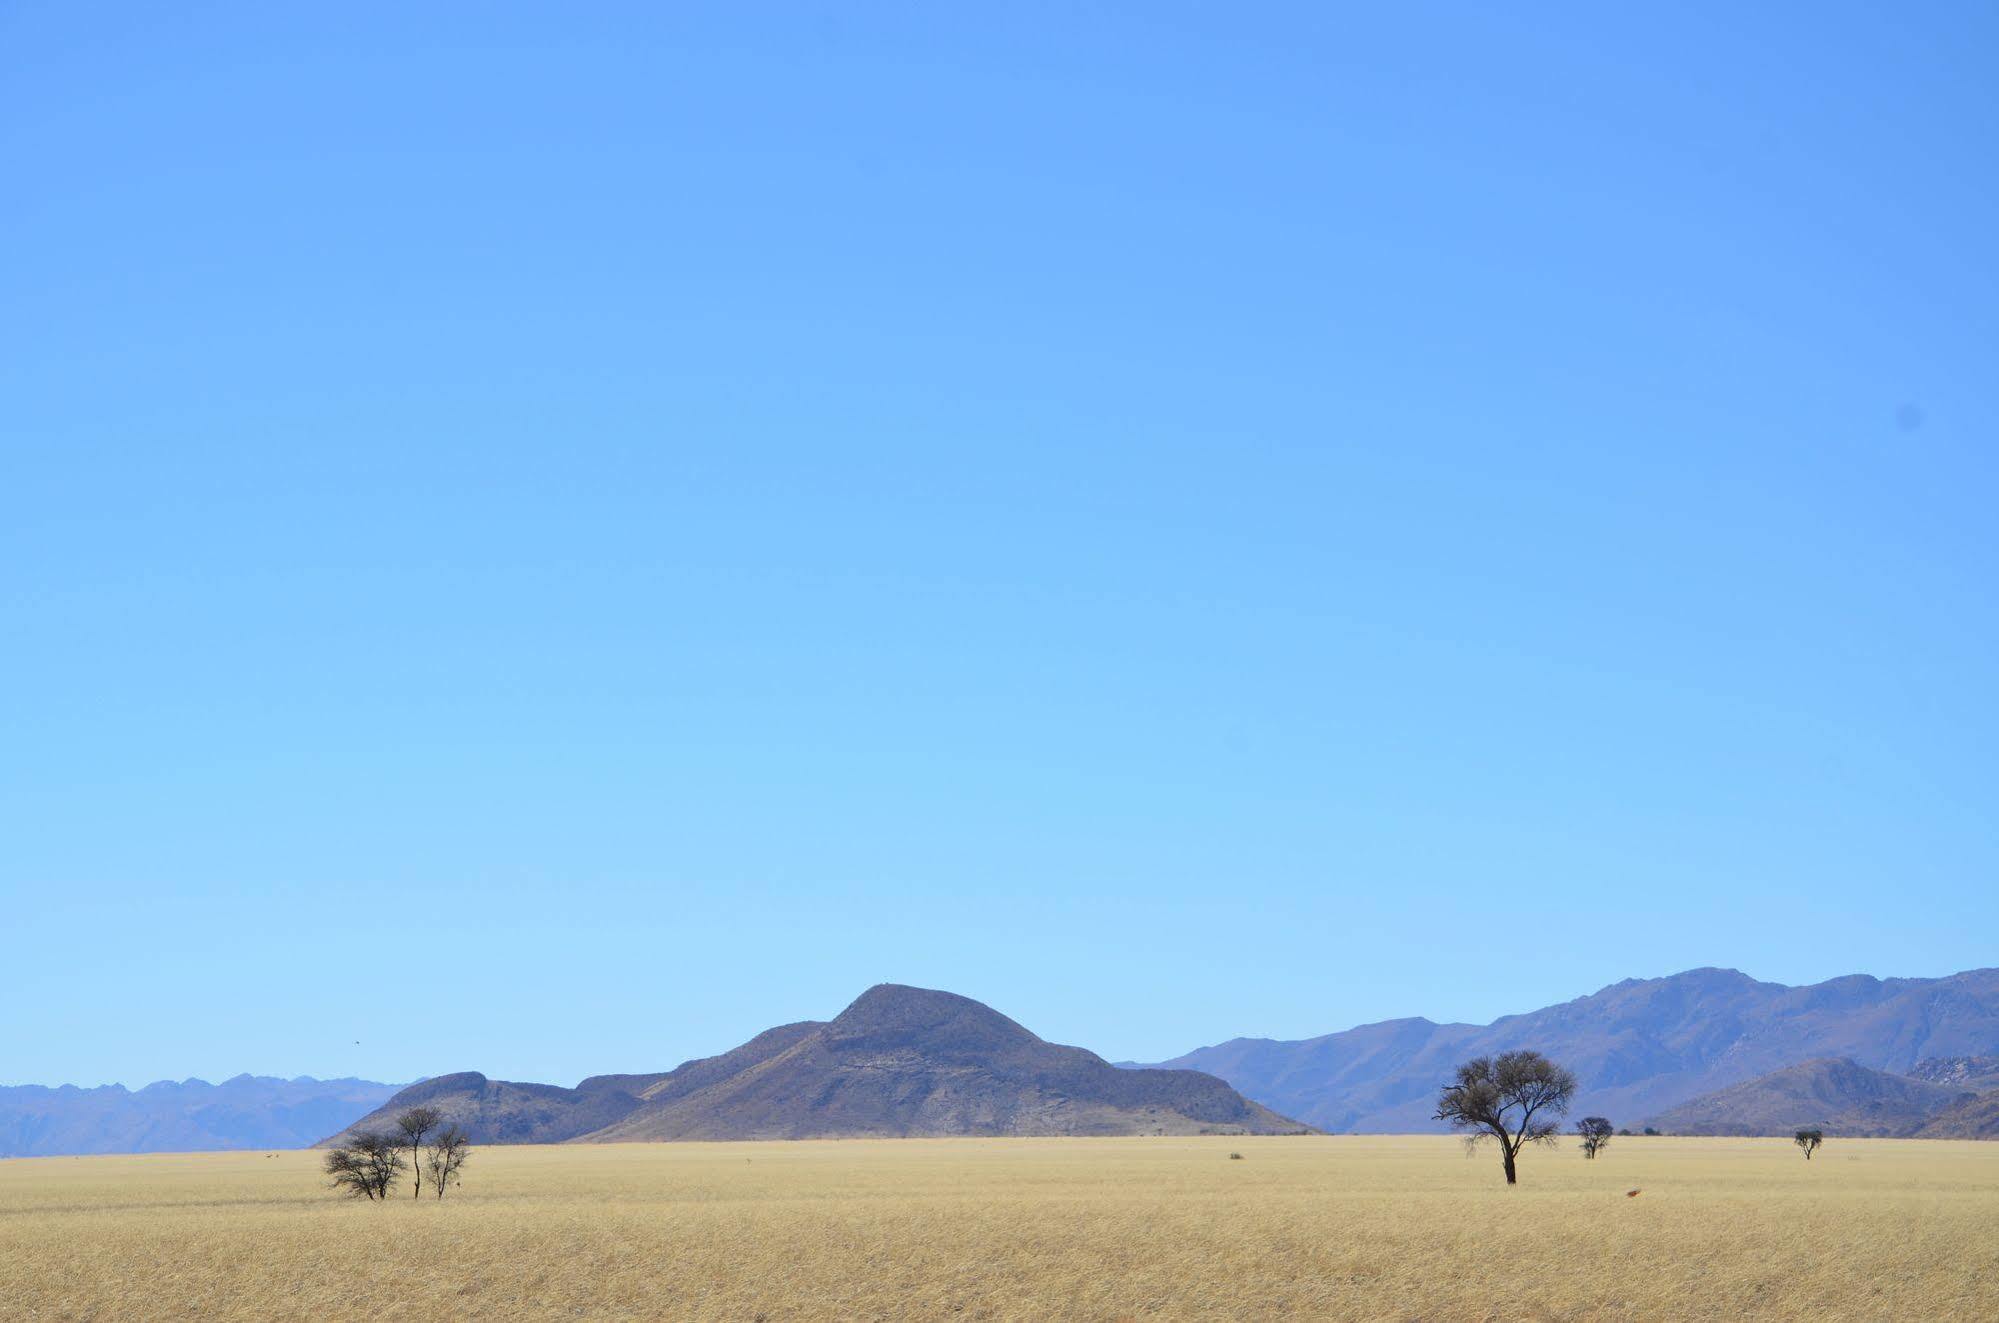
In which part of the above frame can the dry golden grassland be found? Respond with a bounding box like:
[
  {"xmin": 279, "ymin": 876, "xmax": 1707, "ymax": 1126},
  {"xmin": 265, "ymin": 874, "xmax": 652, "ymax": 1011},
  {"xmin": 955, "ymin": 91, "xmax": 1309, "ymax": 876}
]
[{"xmin": 3, "ymin": 1135, "xmax": 1995, "ymax": 1321}]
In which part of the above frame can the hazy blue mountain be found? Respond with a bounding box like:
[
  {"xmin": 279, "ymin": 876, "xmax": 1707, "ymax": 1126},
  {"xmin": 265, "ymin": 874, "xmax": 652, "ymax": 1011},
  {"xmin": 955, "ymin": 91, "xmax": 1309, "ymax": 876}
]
[
  {"xmin": 1133, "ymin": 967, "xmax": 1999, "ymax": 1132},
  {"xmin": 0, "ymin": 1075, "xmax": 400, "ymax": 1156}
]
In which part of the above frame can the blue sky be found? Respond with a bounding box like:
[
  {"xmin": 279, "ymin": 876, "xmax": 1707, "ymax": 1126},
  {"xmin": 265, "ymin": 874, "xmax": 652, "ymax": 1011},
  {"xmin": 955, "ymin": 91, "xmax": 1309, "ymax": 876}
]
[{"xmin": 4, "ymin": 2, "xmax": 1995, "ymax": 1087}]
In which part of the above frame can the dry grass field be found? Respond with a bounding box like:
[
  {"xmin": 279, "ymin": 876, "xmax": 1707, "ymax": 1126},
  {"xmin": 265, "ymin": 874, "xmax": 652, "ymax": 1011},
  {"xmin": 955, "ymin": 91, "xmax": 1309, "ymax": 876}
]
[{"xmin": 3, "ymin": 1135, "xmax": 1995, "ymax": 1321}]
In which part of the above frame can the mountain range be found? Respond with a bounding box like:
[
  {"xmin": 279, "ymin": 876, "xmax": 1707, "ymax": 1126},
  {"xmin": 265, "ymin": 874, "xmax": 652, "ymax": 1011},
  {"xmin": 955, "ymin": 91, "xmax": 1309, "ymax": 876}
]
[
  {"xmin": 0, "ymin": 1075, "xmax": 400, "ymax": 1157},
  {"xmin": 330, "ymin": 984, "xmax": 1307, "ymax": 1144},
  {"xmin": 13, "ymin": 968, "xmax": 1999, "ymax": 1156},
  {"xmin": 1133, "ymin": 966, "xmax": 1999, "ymax": 1132}
]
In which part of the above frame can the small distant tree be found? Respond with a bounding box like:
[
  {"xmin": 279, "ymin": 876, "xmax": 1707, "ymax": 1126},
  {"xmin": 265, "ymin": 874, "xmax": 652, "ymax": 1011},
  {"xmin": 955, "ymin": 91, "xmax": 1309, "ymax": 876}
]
[
  {"xmin": 1794, "ymin": 1128, "xmax": 1824, "ymax": 1160},
  {"xmin": 395, "ymin": 1107, "xmax": 443, "ymax": 1199},
  {"xmin": 1435, "ymin": 1050, "xmax": 1579, "ymax": 1185},
  {"xmin": 325, "ymin": 1131, "xmax": 404, "ymax": 1200},
  {"xmin": 1576, "ymin": 1116, "xmax": 1613, "ymax": 1159},
  {"xmin": 424, "ymin": 1124, "xmax": 472, "ymax": 1198}
]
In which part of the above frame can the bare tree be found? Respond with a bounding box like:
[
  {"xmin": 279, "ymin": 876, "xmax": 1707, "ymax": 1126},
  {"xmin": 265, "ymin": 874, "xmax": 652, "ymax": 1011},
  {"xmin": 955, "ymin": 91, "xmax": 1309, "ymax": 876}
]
[
  {"xmin": 424, "ymin": 1124, "xmax": 472, "ymax": 1199},
  {"xmin": 1435, "ymin": 1050, "xmax": 1579, "ymax": 1185},
  {"xmin": 1794, "ymin": 1128, "xmax": 1823, "ymax": 1160},
  {"xmin": 324, "ymin": 1131, "xmax": 405, "ymax": 1200},
  {"xmin": 1576, "ymin": 1116, "xmax": 1613, "ymax": 1159},
  {"xmin": 395, "ymin": 1106, "xmax": 443, "ymax": 1199}
]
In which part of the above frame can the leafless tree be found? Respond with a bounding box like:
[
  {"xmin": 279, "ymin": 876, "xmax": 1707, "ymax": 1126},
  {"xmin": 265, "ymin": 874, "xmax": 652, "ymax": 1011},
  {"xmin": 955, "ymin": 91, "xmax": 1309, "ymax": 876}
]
[
  {"xmin": 424, "ymin": 1124, "xmax": 472, "ymax": 1199},
  {"xmin": 1576, "ymin": 1116, "xmax": 1613, "ymax": 1159},
  {"xmin": 324, "ymin": 1131, "xmax": 405, "ymax": 1200},
  {"xmin": 1794, "ymin": 1128, "xmax": 1823, "ymax": 1160},
  {"xmin": 1435, "ymin": 1050, "xmax": 1579, "ymax": 1185},
  {"xmin": 395, "ymin": 1106, "xmax": 443, "ymax": 1199}
]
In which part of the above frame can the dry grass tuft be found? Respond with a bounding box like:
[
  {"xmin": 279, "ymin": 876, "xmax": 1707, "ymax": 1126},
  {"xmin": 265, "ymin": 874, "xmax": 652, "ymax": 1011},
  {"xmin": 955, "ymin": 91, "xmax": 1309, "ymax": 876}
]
[{"xmin": 3, "ymin": 1135, "xmax": 1995, "ymax": 1320}]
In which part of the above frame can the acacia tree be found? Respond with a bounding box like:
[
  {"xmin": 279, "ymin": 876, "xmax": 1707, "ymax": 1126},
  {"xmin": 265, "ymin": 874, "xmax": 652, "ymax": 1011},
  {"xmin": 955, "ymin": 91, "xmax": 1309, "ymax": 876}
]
[
  {"xmin": 395, "ymin": 1106, "xmax": 443, "ymax": 1199},
  {"xmin": 1435, "ymin": 1050, "xmax": 1579, "ymax": 1185},
  {"xmin": 1794, "ymin": 1128, "xmax": 1824, "ymax": 1160},
  {"xmin": 324, "ymin": 1131, "xmax": 405, "ymax": 1200},
  {"xmin": 1576, "ymin": 1116, "xmax": 1613, "ymax": 1159},
  {"xmin": 424, "ymin": 1124, "xmax": 472, "ymax": 1199}
]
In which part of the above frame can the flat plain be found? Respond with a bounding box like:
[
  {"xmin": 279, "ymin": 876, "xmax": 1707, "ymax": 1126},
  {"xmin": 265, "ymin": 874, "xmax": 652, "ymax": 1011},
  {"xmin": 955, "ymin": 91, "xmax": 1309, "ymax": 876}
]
[{"xmin": 3, "ymin": 1135, "xmax": 1994, "ymax": 1321}]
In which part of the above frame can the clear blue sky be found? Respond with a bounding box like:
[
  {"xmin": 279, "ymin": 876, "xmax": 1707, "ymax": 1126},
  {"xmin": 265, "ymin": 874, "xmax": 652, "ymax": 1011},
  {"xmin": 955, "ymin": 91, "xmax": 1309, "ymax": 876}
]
[{"xmin": 4, "ymin": 3, "xmax": 1994, "ymax": 1088}]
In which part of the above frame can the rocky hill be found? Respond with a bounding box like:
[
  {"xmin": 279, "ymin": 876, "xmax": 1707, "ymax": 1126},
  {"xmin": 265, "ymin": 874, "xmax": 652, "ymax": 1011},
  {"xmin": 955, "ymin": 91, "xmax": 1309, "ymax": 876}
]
[
  {"xmin": 1906, "ymin": 1055, "xmax": 1999, "ymax": 1093},
  {"xmin": 1135, "ymin": 967, "xmax": 1999, "ymax": 1132},
  {"xmin": 325, "ymin": 1070, "xmax": 660, "ymax": 1145},
  {"xmin": 1918, "ymin": 1089, "xmax": 1999, "ymax": 1139},
  {"xmin": 1644, "ymin": 1057, "xmax": 1972, "ymax": 1137},
  {"xmin": 329, "ymin": 985, "xmax": 1308, "ymax": 1144},
  {"xmin": 0, "ymin": 1075, "xmax": 400, "ymax": 1157}
]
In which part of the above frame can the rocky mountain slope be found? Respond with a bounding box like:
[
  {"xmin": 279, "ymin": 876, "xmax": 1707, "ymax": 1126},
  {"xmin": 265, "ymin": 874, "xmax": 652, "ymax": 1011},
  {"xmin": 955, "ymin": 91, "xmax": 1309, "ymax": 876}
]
[
  {"xmin": 330, "ymin": 985, "xmax": 1308, "ymax": 1144},
  {"xmin": 1906, "ymin": 1055, "xmax": 1999, "ymax": 1092},
  {"xmin": 1135, "ymin": 967, "xmax": 1999, "ymax": 1132},
  {"xmin": 0, "ymin": 1075, "xmax": 399, "ymax": 1157},
  {"xmin": 1917, "ymin": 1089, "xmax": 1999, "ymax": 1139},
  {"xmin": 1644, "ymin": 1057, "xmax": 1971, "ymax": 1137}
]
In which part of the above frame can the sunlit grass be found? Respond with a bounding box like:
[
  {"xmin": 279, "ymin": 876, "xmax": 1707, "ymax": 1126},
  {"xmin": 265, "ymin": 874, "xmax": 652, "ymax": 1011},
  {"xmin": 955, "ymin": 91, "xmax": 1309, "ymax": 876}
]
[{"xmin": 3, "ymin": 1135, "xmax": 1994, "ymax": 1319}]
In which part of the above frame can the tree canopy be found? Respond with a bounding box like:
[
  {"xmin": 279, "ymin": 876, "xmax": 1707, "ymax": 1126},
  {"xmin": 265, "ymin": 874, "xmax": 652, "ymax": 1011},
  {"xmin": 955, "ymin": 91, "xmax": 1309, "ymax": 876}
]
[{"xmin": 1435, "ymin": 1050, "xmax": 1579, "ymax": 1184}]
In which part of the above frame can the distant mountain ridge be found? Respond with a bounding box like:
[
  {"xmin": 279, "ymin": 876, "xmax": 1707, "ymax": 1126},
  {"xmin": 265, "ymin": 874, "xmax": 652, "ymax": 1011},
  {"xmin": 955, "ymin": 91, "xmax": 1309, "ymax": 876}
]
[
  {"xmin": 0, "ymin": 1075, "xmax": 400, "ymax": 1157},
  {"xmin": 331, "ymin": 984, "xmax": 1309, "ymax": 1144},
  {"xmin": 1134, "ymin": 967, "xmax": 1999, "ymax": 1132},
  {"xmin": 21, "ymin": 968, "xmax": 1999, "ymax": 1155}
]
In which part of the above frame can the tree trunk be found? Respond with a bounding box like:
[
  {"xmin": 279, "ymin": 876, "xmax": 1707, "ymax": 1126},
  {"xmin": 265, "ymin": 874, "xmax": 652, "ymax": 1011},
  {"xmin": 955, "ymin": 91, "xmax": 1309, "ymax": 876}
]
[{"xmin": 1502, "ymin": 1146, "xmax": 1518, "ymax": 1185}]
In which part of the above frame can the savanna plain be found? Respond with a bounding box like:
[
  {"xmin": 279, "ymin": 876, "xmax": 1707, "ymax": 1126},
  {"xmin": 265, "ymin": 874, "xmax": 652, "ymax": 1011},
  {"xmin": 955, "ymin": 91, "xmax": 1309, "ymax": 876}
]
[{"xmin": 2, "ymin": 1136, "xmax": 1994, "ymax": 1322}]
